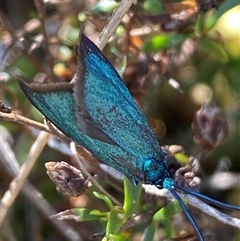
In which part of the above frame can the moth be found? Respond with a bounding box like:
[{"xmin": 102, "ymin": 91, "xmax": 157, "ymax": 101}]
[{"xmin": 18, "ymin": 32, "xmax": 240, "ymax": 241}]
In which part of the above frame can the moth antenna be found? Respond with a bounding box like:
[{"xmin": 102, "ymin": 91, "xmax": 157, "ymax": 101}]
[
  {"xmin": 175, "ymin": 184, "xmax": 240, "ymax": 211},
  {"xmin": 170, "ymin": 188, "xmax": 204, "ymax": 241}
]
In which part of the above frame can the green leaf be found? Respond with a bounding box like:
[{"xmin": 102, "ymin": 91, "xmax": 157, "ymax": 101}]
[
  {"xmin": 123, "ymin": 177, "xmax": 142, "ymax": 219},
  {"xmin": 204, "ymin": 12, "xmax": 218, "ymax": 31},
  {"xmin": 142, "ymin": 222, "xmax": 156, "ymax": 241},
  {"xmin": 9, "ymin": 56, "xmax": 38, "ymax": 78},
  {"xmin": 143, "ymin": 0, "xmax": 164, "ymax": 14},
  {"xmin": 161, "ymin": 219, "xmax": 176, "ymax": 238},
  {"xmin": 72, "ymin": 208, "xmax": 107, "ymax": 221},
  {"xmin": 195, "ymin": 13, "xmax": 205, "ymax": 34},
  {"xmin": 93, "ymin": 191, "xmax": 114, "ymax": 210},
  {"xmin": 143, "ymin": 35, "xmax": 170, "ymax": 53},
  {"xmin": 106, "ymin": 206, "xmax": 125, "ymax": 237},
  {"xmin": 174, "ymin": 153, "xmax": 189, "ymax": 165},
  {"xmin": 153, "ymin": 200, "xmax": 183, "ymax": 221},
  {"xmin": 143, "ymin": 34, "xmax": 187, "ymax": 53},
  {"xmin": 89, "ymin": 0, "xmax": 119, "ymax": 14},
  {"xmin": 200, "ymin": 38, "xmax": 229, "ymax": 63},
  {"xmin": 108, "ymin": 233, "xmax": 131, "ymax": 241}
]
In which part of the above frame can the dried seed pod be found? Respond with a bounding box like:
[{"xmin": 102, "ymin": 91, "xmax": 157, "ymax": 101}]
[
  {"xmin": 45, "ymin": 161, "xmax": 91, "ymax": 197},
  {"xmin": 192, "ymin": 101, "xmax": 229, "ymax": 152}
]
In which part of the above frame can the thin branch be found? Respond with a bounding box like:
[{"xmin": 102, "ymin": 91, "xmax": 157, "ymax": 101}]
[
  {"xmin": 0, "ymin": 131, "xmax": 50, "ymax": 224},
  {"xmin": 97, "ymin": 0, "xmax": 136, "ymax": 50},
  {"xmin": 142, "ymin": 184, "xmax": 240, "ymax": 229},
  {"xmin": 0, "ymin": 111, "xmax": 73, "ymax": 144},
  {"xmin": 0, "ymin": 111, "xmax": 50, "ymax": 133},
  {"xmin": 33, "ymin": 0, "xmax": 55, "ymax": 81},
  {"xmin": 186, "ymin": 194, "xmax": 240, "ymax": 228}
]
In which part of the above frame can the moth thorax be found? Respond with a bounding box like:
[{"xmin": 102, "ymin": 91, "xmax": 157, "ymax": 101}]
[{"xmin": 142, "ymin": 158, "xmax": 170, "ymax": 187}]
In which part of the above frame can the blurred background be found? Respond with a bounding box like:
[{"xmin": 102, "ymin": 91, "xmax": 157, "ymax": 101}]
[{"xmin": 1, "ymin": 0, "xmax": 240, "ymax": 240}]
